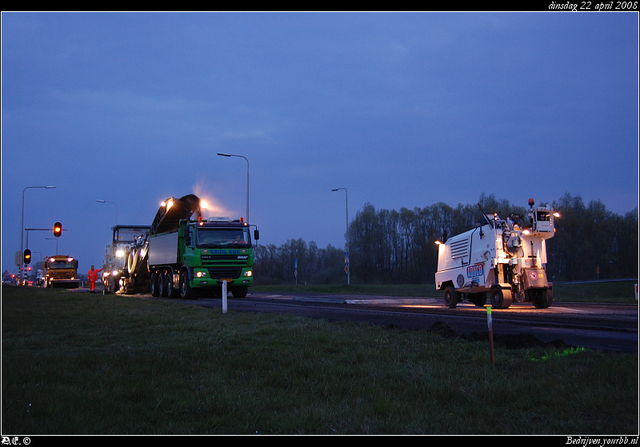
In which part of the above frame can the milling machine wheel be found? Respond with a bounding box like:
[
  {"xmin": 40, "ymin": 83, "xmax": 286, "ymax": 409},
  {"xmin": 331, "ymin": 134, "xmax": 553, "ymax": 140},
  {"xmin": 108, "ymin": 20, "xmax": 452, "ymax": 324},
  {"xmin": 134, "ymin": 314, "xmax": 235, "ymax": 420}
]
[
  {"xmin": 490, "ymin": 287, "xmax": 512, "ymax": 309},
  {"xmin": 443, "ymin": 285, "xmax": 460, "ymax": 308},
  {"xmin": 533, "ymin": 288, "xmax": 553, "ymax": 308}
]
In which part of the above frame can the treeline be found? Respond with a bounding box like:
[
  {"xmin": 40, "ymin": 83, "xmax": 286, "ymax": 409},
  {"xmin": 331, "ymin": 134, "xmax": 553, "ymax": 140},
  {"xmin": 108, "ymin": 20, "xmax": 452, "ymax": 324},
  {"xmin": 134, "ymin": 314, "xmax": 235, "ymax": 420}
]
[
  {"xmin": 254, "ymin": 193, "xmax": 638, "ymax": 285},
  {"xmin": 254, "ymin": 239, "xmax": 346, "ymax": 285}
]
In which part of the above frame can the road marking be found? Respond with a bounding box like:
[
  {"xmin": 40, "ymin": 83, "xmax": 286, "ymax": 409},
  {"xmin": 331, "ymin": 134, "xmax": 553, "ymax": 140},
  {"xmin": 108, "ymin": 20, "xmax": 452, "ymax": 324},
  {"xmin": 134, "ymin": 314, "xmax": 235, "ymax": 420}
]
[{"xmin": 346, "ymin": 298, "xmax": 439, "ymax": 305}]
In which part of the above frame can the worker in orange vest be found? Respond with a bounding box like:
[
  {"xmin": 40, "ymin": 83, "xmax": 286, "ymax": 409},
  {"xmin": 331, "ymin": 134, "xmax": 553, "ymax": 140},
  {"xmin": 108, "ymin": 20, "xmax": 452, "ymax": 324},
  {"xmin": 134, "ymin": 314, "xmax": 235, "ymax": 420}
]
[{"xmin": 88, "ymin": 265, "xmax": 103, "ymax": 292}]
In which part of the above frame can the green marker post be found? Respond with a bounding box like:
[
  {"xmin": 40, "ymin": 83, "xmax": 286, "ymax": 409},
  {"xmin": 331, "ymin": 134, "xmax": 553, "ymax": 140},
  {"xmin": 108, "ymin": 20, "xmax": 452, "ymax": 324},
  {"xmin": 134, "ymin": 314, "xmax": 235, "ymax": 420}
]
[{"xmin": 487, "ymin": 307, "xmax": 495, "ymax": 366}]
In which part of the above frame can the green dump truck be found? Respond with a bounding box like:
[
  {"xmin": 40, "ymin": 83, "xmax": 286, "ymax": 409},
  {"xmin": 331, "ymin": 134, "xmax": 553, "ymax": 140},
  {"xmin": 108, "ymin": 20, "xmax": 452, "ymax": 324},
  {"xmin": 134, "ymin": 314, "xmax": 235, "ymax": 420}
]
[{"xmin": 121, "ymin": 194, "xmax": 258, "ymax": 299}]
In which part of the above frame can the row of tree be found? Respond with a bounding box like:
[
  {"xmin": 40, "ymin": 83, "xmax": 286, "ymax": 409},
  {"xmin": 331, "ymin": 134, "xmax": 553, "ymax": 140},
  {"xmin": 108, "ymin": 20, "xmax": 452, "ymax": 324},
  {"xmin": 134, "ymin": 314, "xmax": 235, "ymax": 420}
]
[
  {"xmin": 253, "ymin": 193, "xmax": 638, "ymax": 285},
  {"xmin": 254, "ymin": 239, "xmax": 346, "ymax": 285}
]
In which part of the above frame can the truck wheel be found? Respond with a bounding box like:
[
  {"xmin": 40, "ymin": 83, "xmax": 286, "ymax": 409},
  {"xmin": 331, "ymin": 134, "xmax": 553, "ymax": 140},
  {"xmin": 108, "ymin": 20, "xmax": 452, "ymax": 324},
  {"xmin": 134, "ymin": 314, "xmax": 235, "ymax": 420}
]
[
  {"xmin": 158, "ymin": 272, "xmax": 169, "ymax": 297},
  {"xmin": 167, "ymin": 274, "xmax": 179, "ymax": 298},
  {"xmin": 443, "ymin": 286, "xmax": 460, "ymax": 308},
  {"xmin": 490, "ymin": 287, "xmax": 512, "ymax": 309},
  {"xmin": 150, "ymin": 273, "xmax": 159, "ymax": 297},
  {"xmin": 180, "ymin": 271, "xmax": 193, "ymax": 299}
]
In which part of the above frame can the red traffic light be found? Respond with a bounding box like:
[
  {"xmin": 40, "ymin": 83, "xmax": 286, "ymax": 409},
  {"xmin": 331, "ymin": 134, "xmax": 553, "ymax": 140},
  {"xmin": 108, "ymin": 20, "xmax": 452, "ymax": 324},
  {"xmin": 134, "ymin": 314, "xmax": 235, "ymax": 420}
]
[{"xmin": 53, "ymin": 222, "xmax": 62, "ymax": 237}]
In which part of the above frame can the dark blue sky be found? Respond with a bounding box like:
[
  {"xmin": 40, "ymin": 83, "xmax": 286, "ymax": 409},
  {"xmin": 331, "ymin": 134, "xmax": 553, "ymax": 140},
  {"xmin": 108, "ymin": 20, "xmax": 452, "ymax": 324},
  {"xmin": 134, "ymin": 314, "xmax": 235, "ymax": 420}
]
[{"xmin": 2, "ymin": 12, "xmax": 638, "ymax": 274}]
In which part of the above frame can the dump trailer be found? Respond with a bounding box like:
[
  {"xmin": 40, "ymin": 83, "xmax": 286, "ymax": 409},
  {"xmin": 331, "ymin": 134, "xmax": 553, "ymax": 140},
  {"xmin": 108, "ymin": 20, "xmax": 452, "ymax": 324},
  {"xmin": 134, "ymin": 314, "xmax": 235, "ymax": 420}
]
[
  {"xmin": 42, "ymin": 255, "xmax": 80, "ymax": 288},
  {"xmin": 101, "ymin": 225, "xmax": 151, "ymax": 293},
  {"xmin": 121, "ymin": 194, "xmax": 259, "ymax": 298},
  {"xmin": 435, "ymin": 198, "xmax": 558, "ymax": 309}
]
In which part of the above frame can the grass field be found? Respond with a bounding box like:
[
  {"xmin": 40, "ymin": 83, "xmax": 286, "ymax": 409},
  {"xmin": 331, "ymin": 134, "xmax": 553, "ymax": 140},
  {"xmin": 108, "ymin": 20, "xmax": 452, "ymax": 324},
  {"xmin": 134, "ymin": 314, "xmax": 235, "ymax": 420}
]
[{"xmin": 1, "ymin": 284, "xmax": 637, "ymax": 435}]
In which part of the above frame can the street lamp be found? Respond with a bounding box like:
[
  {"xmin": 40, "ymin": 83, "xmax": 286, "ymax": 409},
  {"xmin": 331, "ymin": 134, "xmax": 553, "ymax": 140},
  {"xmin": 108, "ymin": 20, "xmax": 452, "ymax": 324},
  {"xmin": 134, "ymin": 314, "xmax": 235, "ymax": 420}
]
[
  {"xmin": 20, "ymin": 185, "xmax": 55, "ymax": 285},
  {"xmin": 96, "ymin": 200, "xmax": 118, "ymax": 225},
  {"xmin": 332, "ymin": 188, "xmax": 350, "ymax": 285},
  {"xmin": 217, "ymin": 152, "xmax": 250, "ymax": 223}
]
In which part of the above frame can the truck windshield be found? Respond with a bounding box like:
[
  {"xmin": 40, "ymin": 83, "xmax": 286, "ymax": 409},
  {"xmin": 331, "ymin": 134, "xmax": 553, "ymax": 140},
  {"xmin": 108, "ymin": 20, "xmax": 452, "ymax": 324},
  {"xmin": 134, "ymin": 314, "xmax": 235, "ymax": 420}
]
[
  {"xmin": 49, "ymin": 260, "xmax": 76, "ymax": 269},
  {"xmin": 115, "ymin": 228, "xmax": 149, "ymax": 244},
  {"xmin": 536, "ymin": 211, "xmax": 551, "ymax": 222},
  {"xmin": 196, "ymin": 228, "xmax": 250, "ymax": 248}
]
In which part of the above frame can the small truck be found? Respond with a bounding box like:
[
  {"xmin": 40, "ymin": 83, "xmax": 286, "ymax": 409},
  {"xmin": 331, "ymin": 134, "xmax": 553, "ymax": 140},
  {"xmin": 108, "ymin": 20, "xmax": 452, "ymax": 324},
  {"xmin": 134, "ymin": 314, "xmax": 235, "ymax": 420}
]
[
  {"xmin": 435, "ymin": 198, "xmax": 559, "ymax": 309},
  {"xmin": 42, "ymin": 255, "xmax": 80, "ymax": 288}
]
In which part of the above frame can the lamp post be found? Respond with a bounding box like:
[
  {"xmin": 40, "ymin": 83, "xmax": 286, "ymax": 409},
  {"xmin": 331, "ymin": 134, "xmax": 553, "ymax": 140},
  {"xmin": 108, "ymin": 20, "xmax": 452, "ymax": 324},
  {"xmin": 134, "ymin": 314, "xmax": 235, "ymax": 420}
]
[
  {"xmin": 96, "ymin": 200, "xmax": 118, "ymax": 225},
  {"xmin": 20, "ymin": 185, "xmax": 55, "ymax": 285},
  {"xmin": 217, "ymin": 153, "xmax": 249, "ymax": 223},
  {"xmin": 332, "ymin": 188, "xmax": 350, "ymax": 285}
]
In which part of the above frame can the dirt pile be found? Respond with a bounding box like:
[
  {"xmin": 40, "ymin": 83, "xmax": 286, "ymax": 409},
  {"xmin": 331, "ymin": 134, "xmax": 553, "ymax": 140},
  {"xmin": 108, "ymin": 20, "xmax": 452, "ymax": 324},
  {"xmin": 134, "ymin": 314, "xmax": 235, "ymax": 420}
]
[{"xmin": 429, "ymin": 320, "xmax": 570, "ymax": 350}]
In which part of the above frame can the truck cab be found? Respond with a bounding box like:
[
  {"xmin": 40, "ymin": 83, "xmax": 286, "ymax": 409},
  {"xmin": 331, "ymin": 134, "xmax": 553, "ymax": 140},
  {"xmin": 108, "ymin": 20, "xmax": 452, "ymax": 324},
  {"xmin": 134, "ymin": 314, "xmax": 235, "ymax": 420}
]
[{"xmin": 179, "ymin": 218, "xmax": 257, "ymax": 298}]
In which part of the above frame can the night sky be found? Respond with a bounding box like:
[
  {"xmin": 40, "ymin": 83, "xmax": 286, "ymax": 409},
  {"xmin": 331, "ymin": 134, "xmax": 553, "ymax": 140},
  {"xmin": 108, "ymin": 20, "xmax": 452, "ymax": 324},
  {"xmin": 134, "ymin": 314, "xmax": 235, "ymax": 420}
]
[{"xmin": 2, "ymin": 12, "xmax": 638, "ymax": 275}]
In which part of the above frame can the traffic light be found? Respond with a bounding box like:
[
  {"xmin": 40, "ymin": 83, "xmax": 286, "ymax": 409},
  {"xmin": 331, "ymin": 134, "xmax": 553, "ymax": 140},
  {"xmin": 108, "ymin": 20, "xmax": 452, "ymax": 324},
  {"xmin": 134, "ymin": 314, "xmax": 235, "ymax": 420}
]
[
  {"xmin": 23, "ymin": 249, "xmax": 32, "ymax": 265},
  {"xmin": 53, "ymin": 222, "xmax": 62, "ymax": 237}
]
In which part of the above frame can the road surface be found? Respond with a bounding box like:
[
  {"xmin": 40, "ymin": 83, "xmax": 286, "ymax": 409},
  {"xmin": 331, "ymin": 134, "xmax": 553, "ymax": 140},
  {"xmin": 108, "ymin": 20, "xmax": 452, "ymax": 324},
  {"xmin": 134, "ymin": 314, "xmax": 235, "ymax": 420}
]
[{"xmin": 131, "ymin": 290, "xmax": 638, "ymax": 353}]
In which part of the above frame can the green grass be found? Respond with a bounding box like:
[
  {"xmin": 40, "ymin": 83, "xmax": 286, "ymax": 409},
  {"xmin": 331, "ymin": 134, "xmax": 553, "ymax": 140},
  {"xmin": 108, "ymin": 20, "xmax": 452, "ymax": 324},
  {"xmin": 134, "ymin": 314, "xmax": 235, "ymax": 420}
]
[
  {"xmin": 254, "ymin": 280, "xmax": 639, "ymax": 303},
  {"xmin": 551, "ymin": 280, "xmax": 638, "ymax": 303},
  {"xmin": 2, "ymin": 284, "xmax": 637, "ymax": 435}
]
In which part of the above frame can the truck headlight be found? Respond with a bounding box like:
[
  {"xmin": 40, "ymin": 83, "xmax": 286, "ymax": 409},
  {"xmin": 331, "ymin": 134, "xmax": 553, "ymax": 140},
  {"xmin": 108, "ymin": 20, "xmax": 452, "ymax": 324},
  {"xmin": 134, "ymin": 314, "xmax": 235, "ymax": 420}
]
[
  {"xmin": 195, "ymin": 271, "xmax": 208, "ymax": 278},
  {"xmin": 243, "ymin": 270, "xmax": 253, "ymax": 277}
]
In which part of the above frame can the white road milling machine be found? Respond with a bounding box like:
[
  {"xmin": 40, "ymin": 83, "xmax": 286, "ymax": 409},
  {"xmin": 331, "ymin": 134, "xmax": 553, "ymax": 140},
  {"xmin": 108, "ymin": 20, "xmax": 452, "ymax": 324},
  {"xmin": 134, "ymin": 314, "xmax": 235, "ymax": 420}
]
[{"xmin": 435, "ymin": 198, "xmax": 560, "ymax": 309}]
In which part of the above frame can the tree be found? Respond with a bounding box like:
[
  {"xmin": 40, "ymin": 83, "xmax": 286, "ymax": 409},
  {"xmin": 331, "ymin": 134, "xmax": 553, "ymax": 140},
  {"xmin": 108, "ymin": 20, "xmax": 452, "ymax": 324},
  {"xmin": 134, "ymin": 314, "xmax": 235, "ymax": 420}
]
[{"xmin": 255, "ymin": 192, "xmax": 637, "ymax": 285}]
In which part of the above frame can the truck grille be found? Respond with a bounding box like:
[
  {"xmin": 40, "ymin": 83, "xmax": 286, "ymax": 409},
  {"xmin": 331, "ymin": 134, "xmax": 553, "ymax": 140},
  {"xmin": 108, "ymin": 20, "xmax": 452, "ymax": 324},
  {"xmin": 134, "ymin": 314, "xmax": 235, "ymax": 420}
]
[
  {"xmin": 207, "ymin": 267, "xmax": 242, "ymax": 279},
  {"xmin": 201, "ymin": 255, "xmax": 249, "ymax": 265},
  {"xmin": 50, "ymin": 271, "xmax": 75, "ymax": 279}
]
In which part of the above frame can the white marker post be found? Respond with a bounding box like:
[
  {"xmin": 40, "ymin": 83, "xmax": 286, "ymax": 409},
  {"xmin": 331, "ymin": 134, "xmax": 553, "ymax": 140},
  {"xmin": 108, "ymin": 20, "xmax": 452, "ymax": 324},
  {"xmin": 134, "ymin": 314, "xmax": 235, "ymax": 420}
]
[
  {"xmin": 222, "ymin": 280, "xmax": 228, "ymax": 314},
  {"xmin": 487, "ymin": 307, "xmax": 495, "ymax": 366}
]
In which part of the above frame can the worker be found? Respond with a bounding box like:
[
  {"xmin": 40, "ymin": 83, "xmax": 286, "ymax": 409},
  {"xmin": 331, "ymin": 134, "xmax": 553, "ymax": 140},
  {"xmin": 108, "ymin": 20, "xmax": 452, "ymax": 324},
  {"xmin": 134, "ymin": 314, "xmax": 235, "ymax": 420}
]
[{"xmin": 87, "ymin": 265, "xmax": 103, "ymax": 292}]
